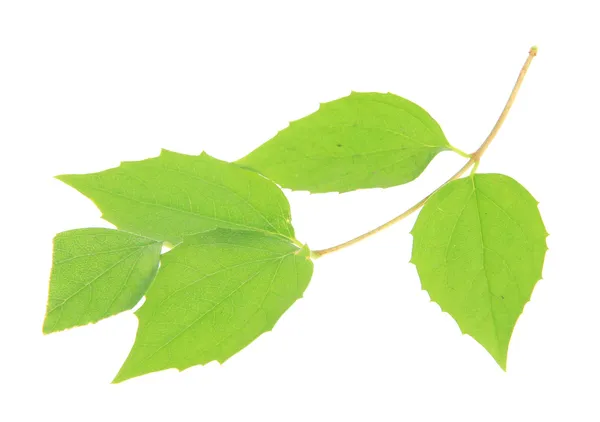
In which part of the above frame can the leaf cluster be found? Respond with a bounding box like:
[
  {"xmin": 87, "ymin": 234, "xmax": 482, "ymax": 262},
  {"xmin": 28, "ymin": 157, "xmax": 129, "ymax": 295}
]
[{"xmin": 44, "ymin": 87, "xmax": 547, "ymax": 381}]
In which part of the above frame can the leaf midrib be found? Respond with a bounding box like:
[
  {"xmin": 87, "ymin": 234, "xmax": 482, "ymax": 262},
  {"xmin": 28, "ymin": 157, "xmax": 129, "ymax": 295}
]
[
  {"xmin": 154, "ymin": 164, "xmax": 287, "ymax": 237},
  {"xmin": 83, "ymin": 185, "xmax": 292, "ymax": 242},
  {"xmin": 472, "ymin": 178, "xmax": 502, "ymax": 354},
  {"xmin": 137, "ymin": 252, "xmax": 292, "ymax": 368}
]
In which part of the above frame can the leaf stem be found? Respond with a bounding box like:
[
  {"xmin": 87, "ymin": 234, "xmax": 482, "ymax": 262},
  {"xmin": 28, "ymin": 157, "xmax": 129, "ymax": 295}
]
[
  {"xmin": 312, "ymin": 47, "xmax": 538, "ymax": 259},
  {"xmin": 470, "ymin": 160, "xmax": 480, "ymax": 176},
  {"xmin": 449, "ymin": 145, "xmax": 472, "ymax": 159}
]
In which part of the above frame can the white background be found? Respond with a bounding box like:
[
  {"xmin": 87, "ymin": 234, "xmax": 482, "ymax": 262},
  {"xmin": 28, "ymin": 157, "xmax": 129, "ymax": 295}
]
[{"xmin": 1, "ymin": 1, "xmax": 598, "ymax": 420}]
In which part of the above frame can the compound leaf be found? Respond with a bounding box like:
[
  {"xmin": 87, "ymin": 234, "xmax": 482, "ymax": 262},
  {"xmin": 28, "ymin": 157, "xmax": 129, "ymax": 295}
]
[
  {"xmin": 237, "ymin": 91, "xmax": 453, "ymax": 193},
  {"xmin": 57, "ymin": 150, "xmax": 295, "ymax": 244},
  {"xmin": 411, "ymin": 174, "xmax": 548, "ymax": 369},
  {"xmin": 113, "ymin": 228, "xmax": 313, "ymax": 383},
  {"xmin": 43, "ymin": 228, "xmax": 162, "ymax": 334}
]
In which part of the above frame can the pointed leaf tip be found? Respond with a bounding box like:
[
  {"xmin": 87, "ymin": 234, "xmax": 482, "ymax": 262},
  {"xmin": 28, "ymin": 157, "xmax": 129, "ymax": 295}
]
[{"xmin": 54, "ymin": 151, "xmax": 295, "ymax": 243}]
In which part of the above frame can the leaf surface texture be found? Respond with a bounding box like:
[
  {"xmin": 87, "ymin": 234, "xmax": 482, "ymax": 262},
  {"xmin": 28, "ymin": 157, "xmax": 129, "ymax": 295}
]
[
  {"xmin": 43, "ymin": 228, "xmax": 161, "ymax": 333},
  {"xmin": 237, "ymin": 92, "xmax": 451, "ymax": 193}
]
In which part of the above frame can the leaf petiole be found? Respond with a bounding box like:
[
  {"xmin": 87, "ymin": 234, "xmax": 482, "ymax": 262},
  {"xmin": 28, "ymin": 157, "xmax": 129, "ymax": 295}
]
[
  {"xmin": 449, "ymin": 145, "xmax": 472, "ymax": 159},
  {"xmin": 470, "ymin": 160, "xmax": 480, "ymax": 176}
]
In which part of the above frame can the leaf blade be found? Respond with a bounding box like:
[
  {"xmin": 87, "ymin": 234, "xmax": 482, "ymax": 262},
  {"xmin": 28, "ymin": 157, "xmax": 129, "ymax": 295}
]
[
  {"xmin": 113, "ymin": 228, "xmax": 313, "ymax": 383},
  {"xmin": 43, "ymin": 228, "xmax": 162, "ymax": 334},
  {"xmin": 237, "ymin": 91, "xmax": 452, "ymax": 193},
  {"xmin": 411, "ymin": 174, "xmax": 548, "ymax": 368},
  {"xmin": 57, "ymin": 150, "xmax": 295, "ymax": 244}
]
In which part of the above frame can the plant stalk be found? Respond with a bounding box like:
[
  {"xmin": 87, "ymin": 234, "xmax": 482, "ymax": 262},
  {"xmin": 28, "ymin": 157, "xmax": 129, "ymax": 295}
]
[{"xmin": 312, "ymin": 46, "xmax": 538, "ymax": 258}]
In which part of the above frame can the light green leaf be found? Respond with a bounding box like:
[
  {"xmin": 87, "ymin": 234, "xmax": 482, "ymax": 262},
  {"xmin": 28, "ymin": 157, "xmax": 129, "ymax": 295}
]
[
  {"xmin": 237, "ymin": 91, "xmax": 453, "ymax": 193},
  {"xmin": 411, "ymin": 174, "xmax": 548, "ymax": 369},
  {"xmin": 43, "ymin": 228, "xmax": 162, "ymax": 334},
  {"xmin": 57, "ymin": 150, "xmax": 295, "ymax": 244},
  {"xmin": 113, "ymin": 229, "xmax": 313, "ymax": 383}
]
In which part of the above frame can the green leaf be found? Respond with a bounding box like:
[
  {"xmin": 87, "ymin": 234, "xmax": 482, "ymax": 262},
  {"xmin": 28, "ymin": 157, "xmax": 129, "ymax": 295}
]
[
  {"xmin": 113, "ymin": 228, "xmax": 313, "ymax": 383},
  {"xmin": 236, "ymin": 91, "xmax": 453, "ymax": 193},
  {"xmin": 57, "ymin": 150, "xmax": 295, "ymax": 244},
  {"xmin": 43, "ymin": 228, "xmax": 162, "ymax": 334},
  {"xmin": 411, "ymin": 174, "xmax": 548, "ymax": 369}
]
